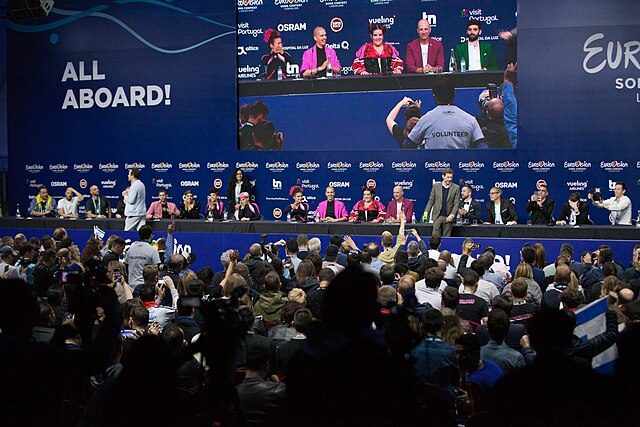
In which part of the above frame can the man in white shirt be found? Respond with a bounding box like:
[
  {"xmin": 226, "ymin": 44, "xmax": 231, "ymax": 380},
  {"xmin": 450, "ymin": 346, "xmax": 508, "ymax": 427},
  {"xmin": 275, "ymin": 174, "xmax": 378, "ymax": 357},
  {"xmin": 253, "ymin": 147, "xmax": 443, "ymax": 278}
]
[
  {"xmin": 453, "ymin": 19, "xmax": 498, "ymax": 71},
  {"xmin": 590, "ymin": 182, "xmax": 633, "ymax": 225},
  {"xmin": 57, "ymin": 187, "xmax": 84, "ymax": 218}
]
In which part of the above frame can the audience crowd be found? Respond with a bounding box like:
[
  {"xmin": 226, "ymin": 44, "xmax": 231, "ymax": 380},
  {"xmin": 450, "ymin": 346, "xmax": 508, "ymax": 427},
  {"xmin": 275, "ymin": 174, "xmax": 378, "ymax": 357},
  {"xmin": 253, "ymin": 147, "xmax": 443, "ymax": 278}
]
[{"xmin": 1, "ymin": 218, "xmax": 639, "ymax": 426}]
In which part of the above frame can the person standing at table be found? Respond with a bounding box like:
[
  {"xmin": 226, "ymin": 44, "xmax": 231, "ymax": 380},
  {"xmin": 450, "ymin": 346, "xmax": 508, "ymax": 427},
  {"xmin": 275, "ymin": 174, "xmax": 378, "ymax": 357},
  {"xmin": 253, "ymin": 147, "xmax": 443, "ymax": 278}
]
[
  {"xmin": 352, "ymin": 24, "xmax": 403, "ymax": 75},
  {"xmin": 405, "ymin": 19, "xmax": 444, "ymax": 74},
  {"xmin": 422, "ymin": 168, "xmax": 460, "ymax": 237},
  {"xmin": 525, "ymin": 184, "xmax": 556, "ymax": 225},
  {"xmin": 484, "ymin": 187, "xmax": 518, "ymax": 225},
  {"xmin": 403, "ymin": 77, "xmax": 485, "ymax": 149},
  {"xmin": 385, "ymin": 186, "xmax": 414, "ymax": 223},
  {"xmin": 315, "ymin": 186, "xmax": 348, "ymax": 222},
  {"xmin": 301, "ymin": 26, "xmax": 341, "ymax": 78},
  {"xmin": 122, "ymin": 167, "xmax": 147, "ymax": 231},
  {"xmin": 227, "ymin": 168, "xmax": 253, "ymax": 216},
  {"xmin": 284, "ymin": 186, "xmax": 310, "ymax": 222},
  {"xmin": 590, "ymin": 182, "xmax": 632, "ymax": 225},
  {"xmin": 261, "ymin": 28, "xmax": 294, "ymax": 80},
  {"xmin": 454, "ymin": 19, "xmax": 498, "ymax": 71}
]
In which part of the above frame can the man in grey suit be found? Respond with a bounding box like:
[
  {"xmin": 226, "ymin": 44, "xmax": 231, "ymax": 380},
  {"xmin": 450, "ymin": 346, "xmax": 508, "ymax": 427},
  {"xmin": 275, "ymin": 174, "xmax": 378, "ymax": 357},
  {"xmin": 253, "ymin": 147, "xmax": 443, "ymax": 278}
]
[{"xmin": 422, "ymin": 168, "xmax": 460, "ymax": 236}]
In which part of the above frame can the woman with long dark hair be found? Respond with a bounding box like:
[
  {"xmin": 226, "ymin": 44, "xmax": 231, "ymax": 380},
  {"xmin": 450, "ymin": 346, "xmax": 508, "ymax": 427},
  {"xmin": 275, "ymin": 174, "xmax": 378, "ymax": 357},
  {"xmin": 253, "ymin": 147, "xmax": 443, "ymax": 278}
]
[
  {"xmin": 226, "ymin": 168, "xmax": 252, "ymax": 215},
  {"xmin": 352, "ymin": 23, "xmax": 403, "ymax": 75}
]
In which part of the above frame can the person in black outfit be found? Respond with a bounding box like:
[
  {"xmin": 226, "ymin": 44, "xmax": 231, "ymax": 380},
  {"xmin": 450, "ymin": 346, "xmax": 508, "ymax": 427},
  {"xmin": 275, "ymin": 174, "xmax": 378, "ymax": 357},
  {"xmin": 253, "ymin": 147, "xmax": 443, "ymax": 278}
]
[
  {"xmin": 485, "ymin": 187, "xmax": 518, "ymax": 224},
  {"xmin": 459, "ymin": 184, "xmax": 483, "ymax": 224},
  {"xmin": 525, "ymin": 183, "xmax": 556, "ymax": 224},
  {"xmin": 283, "ymin": 186, "xmax": 310, "ymax": 222},
  {"xmin": 227, "ymin": 168, "xmax": 253, "ymax": 215},
  {"xmin": 204, "ymin": 188, "xmax": 225, "ymax": 220},
  {"xmin": 179, "ymin": 190, "xmax": 201, "ymax": 219},
  {"xmin": 556, "ymin": 192, "xmax": 591, "ymax": 225},
  {"xmin": 235, "ymin": 192, "xmax": 261, "ymax": 221}
]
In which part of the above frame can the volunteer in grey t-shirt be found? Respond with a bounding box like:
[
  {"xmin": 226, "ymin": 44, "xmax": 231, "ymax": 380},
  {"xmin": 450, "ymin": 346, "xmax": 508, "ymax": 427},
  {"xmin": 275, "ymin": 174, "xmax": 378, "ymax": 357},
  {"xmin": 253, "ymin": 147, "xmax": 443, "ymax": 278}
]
[
  {"xmin": 123, "ymin": 167, "xmax": 147, "ymax": 231},
  {"xmin": 124, "ymin": 224, "xmax": 160, "ymax": 288},
  {"xmin": 405, "ymin": 76, "xmax": 485, "ymax": 149}
]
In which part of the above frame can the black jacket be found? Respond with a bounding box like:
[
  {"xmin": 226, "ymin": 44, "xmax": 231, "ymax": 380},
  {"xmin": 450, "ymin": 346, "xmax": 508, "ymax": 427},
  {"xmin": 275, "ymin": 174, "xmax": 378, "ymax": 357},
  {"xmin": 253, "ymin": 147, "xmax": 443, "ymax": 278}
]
[
  {"xmin": 557, "ymin": 201, "xmax": 591, "ymax": 225},
  {"xmin": 460, "ymin": 199, "xmax": 483, "ymax": 223},
  {"xmin": 485, "ymin": 198, "xmax": 518, "ymax": 224},
  {"xmin": 526, "ymin": 197, "xmax": 556, "ymax": 224}
]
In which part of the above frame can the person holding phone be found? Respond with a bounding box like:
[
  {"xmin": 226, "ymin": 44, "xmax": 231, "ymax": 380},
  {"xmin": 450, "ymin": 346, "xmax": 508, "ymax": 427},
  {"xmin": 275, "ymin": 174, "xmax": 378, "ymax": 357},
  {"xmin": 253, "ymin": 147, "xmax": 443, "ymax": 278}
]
[{"xmin": 525, "ymin": 184, "xmax": 556, "ymax": 225}]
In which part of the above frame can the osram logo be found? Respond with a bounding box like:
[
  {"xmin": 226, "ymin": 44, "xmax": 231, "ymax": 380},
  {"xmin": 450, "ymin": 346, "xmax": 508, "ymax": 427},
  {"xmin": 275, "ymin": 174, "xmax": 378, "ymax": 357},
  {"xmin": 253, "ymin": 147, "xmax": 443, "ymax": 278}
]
[
  {"xmin": 50, "ymin": 181, "xmax": 67, "ymax": 187},
  {"xmin": 494, "ymin": 182, "xmax": 517, "ymax": 189},
  {"xmin": 329, "ymin": 181, "xmax": 350, "ymax": 188},
  {"xmin": 277, "ymin": 23, "xmax": 307, "ymax": 32},
  {"xmin": 180, "ymin": 181, "xmax": 200, "ymax": 187}
]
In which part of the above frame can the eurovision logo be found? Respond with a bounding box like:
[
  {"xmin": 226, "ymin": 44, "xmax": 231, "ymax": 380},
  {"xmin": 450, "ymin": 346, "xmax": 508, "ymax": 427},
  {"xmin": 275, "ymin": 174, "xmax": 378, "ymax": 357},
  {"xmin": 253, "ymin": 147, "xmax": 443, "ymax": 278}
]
[
  {"xmin": 207, "ymin": 162, "xmax": 230, "ymax": 172},
  {"xmin": 25, "ymin": 164, "xmax": 43, "ymax": 174},
  {"xmin": 392, "ymin": 161, "xmax": 417, "ymax": 173},
  {"xmin": 492, "ymin": 161, "xmax": 519, "ymax": 173},
  {"xmin": 424, "ymin": 161, "xmax": 450, "ymax": 172},
  {"xmin": 528, "ymin": 161, "xmax": 556, "ymax": 173},
  {"xmin": 359, "ymin": 161, "xmax": 384, "ymax": 173},
  {"xmin": 74, "ymin": 163, "xmax": 93, "ymax": 173},
  {"xmin": 296, "ymin": 162, "xmax": 321, "ymax": 173},
  {"xmin": 236, "ymin": 161, "xmax": 259, "ymax": 172},
  {"xmin": 600, "ymin": 161, "xmax": 628, "ymax": 172},
  {"xmin": 99, "ymin": 163, "xmax": 119, "ymax": 173},
  {"xmin": 563, "ymin": 161, "xmax": 592, "ymax": 173},
  {"xmin": 179, "ymin": 162, "xmax": 201, "ymax": 173},
  {"xmin": 266, "ymin": 162, "xmax": 289, "ymax": 172},
  {"xmin": 327, "ymin": 161, "xmax": 352, "ymax": 172},
  {"xmin": 151, "ymin": 162, "xmax": 173, "ymax": 173},
  {"xmin": 458, "ymin": 161, "xmax": 485, "ymax": 173},
  {"xmin": 49, "ymin": 163, "xmax": 68, "ymax": 173}
]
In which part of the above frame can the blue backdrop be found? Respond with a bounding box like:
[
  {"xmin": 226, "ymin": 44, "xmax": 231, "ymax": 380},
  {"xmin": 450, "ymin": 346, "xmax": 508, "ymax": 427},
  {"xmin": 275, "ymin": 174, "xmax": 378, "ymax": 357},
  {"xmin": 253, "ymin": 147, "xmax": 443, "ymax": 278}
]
[{"xmin": 5, "ymin": 0, "xmax": 640, "ymax": 228}]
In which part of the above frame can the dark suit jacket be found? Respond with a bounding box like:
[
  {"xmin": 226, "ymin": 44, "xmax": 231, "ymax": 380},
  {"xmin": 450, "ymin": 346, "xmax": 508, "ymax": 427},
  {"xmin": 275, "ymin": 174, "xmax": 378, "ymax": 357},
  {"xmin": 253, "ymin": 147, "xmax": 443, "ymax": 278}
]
[
  {"xmin": 85, "ymin": 196, "xmax": 111, "ymax": 217},
  {"xmin": 461, "ymin": 199, "xmax": 483, "ymax": 223},
  {"xmin": 557, "ymin": 201, "xmax": 591, "ymax": 224},
  {"xmin": 485, "ymin": 198, "xmax": 518, "ymax": 224},
  {"xmin": 424, "ymin": 183, "xmax": 460, "ymax": 222},
  {"xmin": 385, "ymin": 198, "xmax": 415, "ymax": 221},
  {"xmin": 405, "ymin": 38, "xmax": 445, "ymax": 73},
  {"xmin": 454, "ymin": 42, "xmax": 497, "ymax": 71},
  {"xmin": 526, "ymin": 198, "xmax": 556, "ymax": 224}
]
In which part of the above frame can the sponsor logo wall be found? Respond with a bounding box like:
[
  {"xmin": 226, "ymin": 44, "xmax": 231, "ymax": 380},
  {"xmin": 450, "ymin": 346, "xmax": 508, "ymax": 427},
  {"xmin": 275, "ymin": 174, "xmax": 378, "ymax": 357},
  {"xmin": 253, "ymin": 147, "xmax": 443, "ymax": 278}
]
[{"xmin": 6, "ymin": 1, "xmax": 640, "ymax": 226}]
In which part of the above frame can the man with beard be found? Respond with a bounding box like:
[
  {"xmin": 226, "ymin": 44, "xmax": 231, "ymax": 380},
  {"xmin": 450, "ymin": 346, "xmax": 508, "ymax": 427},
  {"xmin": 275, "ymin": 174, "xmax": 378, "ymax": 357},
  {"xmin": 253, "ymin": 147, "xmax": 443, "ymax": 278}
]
[
  {"xmin": 57, "ymin": 187, "xmax": 84, "ymax": 218},
  {"xmin": 85, "ymin": 185, "xmax": 112, "ymax": 219},
  {"xmin": 454, "ymin": 19, "xmax": 497, "ymax": 71}
]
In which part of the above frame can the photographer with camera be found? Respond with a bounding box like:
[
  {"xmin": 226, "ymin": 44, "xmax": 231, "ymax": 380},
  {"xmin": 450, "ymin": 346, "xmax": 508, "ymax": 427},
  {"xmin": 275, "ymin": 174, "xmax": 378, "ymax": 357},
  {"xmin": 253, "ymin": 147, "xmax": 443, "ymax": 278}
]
[
  {"xmin": 386, "ymin": 96, "xmax": 422, "ymax": 148},
  {"xmin": 589, "ymin": 182, "xmax": 632, "ymax": 225},
  {"xmin": 476, "ymin": 84, "xmax": 512, "ymax": 148}
]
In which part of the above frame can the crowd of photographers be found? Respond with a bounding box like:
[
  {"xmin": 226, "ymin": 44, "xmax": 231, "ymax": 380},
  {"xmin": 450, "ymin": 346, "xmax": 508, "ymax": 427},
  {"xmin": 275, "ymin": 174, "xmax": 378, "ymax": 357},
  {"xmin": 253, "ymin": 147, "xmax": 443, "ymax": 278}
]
[{"xmin": 1, "ymin": 220, "xmax": 639, "ymax": 426}]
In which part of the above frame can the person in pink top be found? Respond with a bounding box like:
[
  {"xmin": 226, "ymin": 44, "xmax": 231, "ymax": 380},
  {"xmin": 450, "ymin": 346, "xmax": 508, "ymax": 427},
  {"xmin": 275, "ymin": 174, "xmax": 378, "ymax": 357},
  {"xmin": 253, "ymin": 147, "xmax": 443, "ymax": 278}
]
[
  {"xmin": 146, "ymin": 190, "xmax": 179, "ymax": 220},
  {"xmin": 315, "ymin": 186, "xmax": 348, "ymax": 222},
  {"xmin": 300, "ymin": 26, "xmax": 341, "ymax": 78}
]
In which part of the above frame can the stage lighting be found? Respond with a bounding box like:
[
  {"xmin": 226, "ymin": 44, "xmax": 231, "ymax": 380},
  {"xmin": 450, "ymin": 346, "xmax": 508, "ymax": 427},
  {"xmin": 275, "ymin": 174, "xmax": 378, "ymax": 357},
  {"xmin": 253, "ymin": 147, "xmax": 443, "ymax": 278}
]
[{"xmin": 9, "ymin": 0, "xmax": 54, "ymax": 20}]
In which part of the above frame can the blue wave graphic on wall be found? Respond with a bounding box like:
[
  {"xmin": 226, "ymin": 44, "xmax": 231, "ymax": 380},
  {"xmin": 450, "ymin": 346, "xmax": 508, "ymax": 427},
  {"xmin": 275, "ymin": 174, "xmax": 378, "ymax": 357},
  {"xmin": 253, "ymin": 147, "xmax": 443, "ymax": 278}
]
[{"xmin": 7, "ymin": 0, "xmax": 234, "ymax": 54}]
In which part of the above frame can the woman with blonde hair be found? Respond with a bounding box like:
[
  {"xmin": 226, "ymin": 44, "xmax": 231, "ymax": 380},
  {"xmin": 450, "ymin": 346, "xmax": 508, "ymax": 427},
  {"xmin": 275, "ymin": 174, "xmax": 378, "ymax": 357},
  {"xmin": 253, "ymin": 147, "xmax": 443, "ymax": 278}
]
[
  {"xmin": 440, "ymin": 308, "xmax": 466, "ymax": 345},
  {"xmin": 502, "ymin": 263, "xmax": 542, "ymax": 304}
]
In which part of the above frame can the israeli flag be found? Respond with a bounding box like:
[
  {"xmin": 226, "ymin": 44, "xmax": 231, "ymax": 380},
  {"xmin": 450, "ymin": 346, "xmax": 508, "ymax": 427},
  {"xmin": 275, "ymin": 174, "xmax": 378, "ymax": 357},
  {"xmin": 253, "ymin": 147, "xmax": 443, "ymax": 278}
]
[
  {"xmin": 574, "ymin": 297, "xmax": 623, "ymax": 374},
  {"xmin": 93, "ymin": 225, "xmax": 105, "ymax": 240}
]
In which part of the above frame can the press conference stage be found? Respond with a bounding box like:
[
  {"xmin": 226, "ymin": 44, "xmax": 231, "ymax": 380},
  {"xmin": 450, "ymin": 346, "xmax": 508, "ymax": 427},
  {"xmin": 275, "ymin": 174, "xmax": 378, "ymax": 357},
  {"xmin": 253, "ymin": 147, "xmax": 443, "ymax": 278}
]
[{"xmin": 2, "ymin": 217, "xmax": 639, "ymax": 241}]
